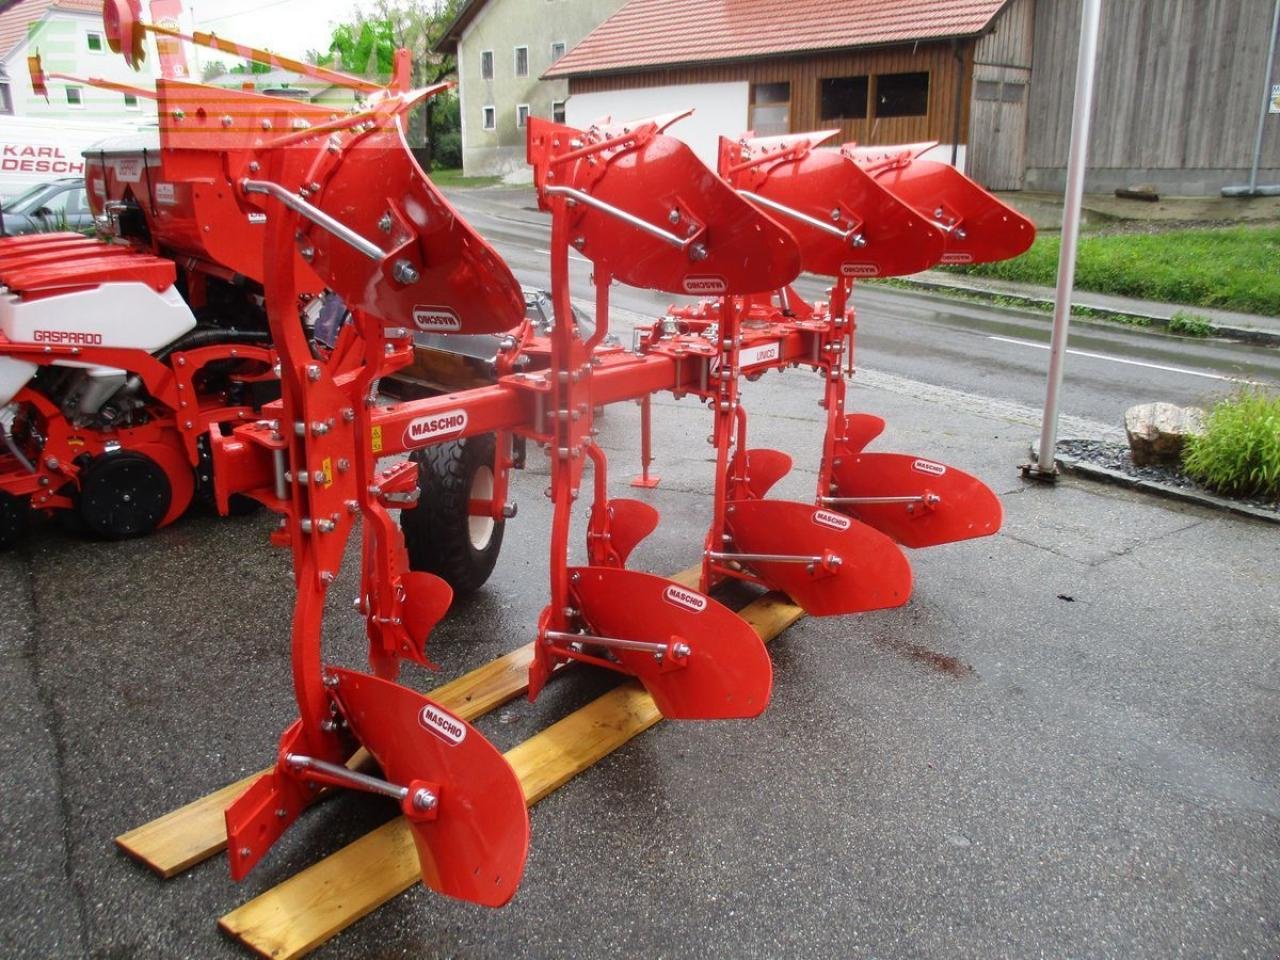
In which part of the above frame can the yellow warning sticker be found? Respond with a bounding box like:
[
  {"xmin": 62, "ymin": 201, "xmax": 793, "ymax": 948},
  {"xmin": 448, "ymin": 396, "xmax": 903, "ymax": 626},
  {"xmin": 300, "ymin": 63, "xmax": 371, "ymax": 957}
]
[
  {"xmin": 371, "ymin": 425, "xmax": 383, "ymax": 454},
  {"xmin": 320, "ymin": 457, "xmax": 333, "ymax": 489}
]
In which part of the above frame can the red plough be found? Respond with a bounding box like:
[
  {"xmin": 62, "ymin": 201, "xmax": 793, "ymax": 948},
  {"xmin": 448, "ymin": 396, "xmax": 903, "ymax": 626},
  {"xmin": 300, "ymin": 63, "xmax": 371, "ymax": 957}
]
[{"xmin": 62, "ymin": 1, "xmax": 1037, "ymax": 919}]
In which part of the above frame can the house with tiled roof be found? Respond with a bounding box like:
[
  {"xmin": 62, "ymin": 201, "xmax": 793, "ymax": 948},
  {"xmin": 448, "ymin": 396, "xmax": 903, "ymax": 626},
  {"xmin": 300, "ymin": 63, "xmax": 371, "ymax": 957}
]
[
  {"xmin": 547, "ymin": 0, "xmax": 1280, "ymax": 196},
  {"xmin": 0, "ymin": 0, "xmax": 161, "ymax": 121},
  {"xmin": 436, "ymin": 0, "xmax": 629, "ymax": 178}
]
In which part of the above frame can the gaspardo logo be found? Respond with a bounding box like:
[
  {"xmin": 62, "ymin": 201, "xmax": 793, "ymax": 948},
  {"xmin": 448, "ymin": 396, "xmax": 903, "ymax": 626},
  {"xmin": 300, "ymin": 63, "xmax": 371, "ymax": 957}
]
[
  {"xmin": 404, "ymin": 409, "xmax": 468, "ymax": 446},
  {"xmin": 664, "ymin": 584, "xmax": 708, "ymax": 613},
  {"xmin": 418, "ymin": 704, "xmax": 467, "ymax": 746},
  {"xmin": 841, "ymin": 262, "xmax": 880, "ymax": 277},
  {"xmin": 813, "ymin": 509, "xmax": 852, "ymax": 531},
  {"xmin": 682, "ymin": 275, "xmax": 727, "ymax": 295},
  {"xmin": 912, "ymin": 458, "xmax": 947, "ymax": 476},
  {"xmin": 412, "ymin": 305, "xmax": 462, "ymax": 332}
]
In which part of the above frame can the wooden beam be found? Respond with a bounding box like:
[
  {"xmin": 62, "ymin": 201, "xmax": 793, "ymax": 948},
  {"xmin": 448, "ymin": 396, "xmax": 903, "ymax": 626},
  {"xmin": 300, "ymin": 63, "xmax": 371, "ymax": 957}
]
[
  {"xmin": 218, "ymin": 592, "xmax": 804, "ymax": 959},
  {"xmin": 114, "ymin": 567, "xmax": 701, "ymax": 878}
]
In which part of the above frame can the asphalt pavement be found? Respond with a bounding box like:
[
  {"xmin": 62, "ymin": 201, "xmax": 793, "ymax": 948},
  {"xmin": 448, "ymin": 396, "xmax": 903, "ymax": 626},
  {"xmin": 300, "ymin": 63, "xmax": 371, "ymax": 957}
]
[{"xmin": 1, "ymin": 339, "xmax": 1277, "ymax": 958}]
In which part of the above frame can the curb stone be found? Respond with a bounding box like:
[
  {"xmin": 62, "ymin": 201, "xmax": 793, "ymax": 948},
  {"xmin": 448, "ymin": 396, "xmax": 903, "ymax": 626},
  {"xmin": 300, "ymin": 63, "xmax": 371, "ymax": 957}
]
[{"xmin": 1027, "ymin": 439, "xmax": 1280, "ymax": 525}]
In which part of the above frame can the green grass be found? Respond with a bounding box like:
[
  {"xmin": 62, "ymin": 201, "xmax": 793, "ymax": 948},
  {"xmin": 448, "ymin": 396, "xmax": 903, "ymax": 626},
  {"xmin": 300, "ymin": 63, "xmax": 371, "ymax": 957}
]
[
  {"xmin": 1167, "ymin": 310, "xmax": 1215, "ymax": 338},
  {"xmin": 428, "ymin": 167, "xmax": 502, "ymax": 188},
  {"xmin": 1183, "ymin": 389, "xmax": 1280, "ymax": 499},
  {"xmin": 943, "ymin": 226, "xmax": 1280, "ymax": 316}
]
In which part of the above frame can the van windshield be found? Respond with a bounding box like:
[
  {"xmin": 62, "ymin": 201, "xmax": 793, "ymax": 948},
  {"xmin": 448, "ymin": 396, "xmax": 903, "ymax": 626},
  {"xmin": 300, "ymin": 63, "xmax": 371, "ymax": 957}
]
[{"xmin": 1, "ymin": 183, "xmax": 49, "ymax": 215}]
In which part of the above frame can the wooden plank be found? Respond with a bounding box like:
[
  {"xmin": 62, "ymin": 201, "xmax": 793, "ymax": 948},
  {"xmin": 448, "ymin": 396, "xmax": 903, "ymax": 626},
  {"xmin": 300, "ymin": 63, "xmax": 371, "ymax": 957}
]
[
  {"xmin": 114, "ymin": 567, "xmax": 701, "ymax": 878},
  {"xmin": 218, "ymin": 591, "xmax": 805, "ymax": 960}
]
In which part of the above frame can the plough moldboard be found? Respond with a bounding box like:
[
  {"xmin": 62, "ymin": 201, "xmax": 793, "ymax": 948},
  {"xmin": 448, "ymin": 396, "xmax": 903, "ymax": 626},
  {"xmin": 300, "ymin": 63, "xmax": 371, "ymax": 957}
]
[{"xmin": 0, "ymin": 3, "xmax": 1037, "ymax": 954}]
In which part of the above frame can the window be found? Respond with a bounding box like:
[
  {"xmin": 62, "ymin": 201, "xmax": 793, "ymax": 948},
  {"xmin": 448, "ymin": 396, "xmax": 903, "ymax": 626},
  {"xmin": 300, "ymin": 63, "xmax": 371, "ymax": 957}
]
[
  {"xmin": 0, "ymin": 68, "xmax": 12, "ymax": 116},
  {"xmin": 1001, "ymin": 81, "xmax": 1026, "ymax": 103},
  {"xmin": 749, "ymin": 82, "xmax": 790, "ymax": 136},
  {"xmin": 552, "ymin": 99, "xmax": 565, "ymax": 123},
  {"xmin": 819, "ymin": 75, "xmax": 868, "ymax": 120},
  {"xmin": 123, "ymin": 92, "xmax": 139, "ymax": 110},
  {"xmin": 480, "ymin": 49, "xmax": 493, "ymax": 80},
  {"xmin": 482, "ymin": 105, "xmax": 495, "ymax": 130},
  {"xmin": 874, "ymin": 72, "xmax": 929, "ymax": 118},
  {"xmin": 516, "ymin": 103, "xmax": 530, "ymax": 128},
  {"xmin": 65, "ymin": 86, "xmax": 83, "ymax": 107},
  {"xmin": 86, "ymin": 31, "xmax": 103, "ymax": 53},
  {"xmin": 550, "ymin": 41, "xmax": 566, "ymax": 61},
  {"xmin": 514, "ymin": 46, "xmax": 528, "ymax": 78},
  {"xmin": 974, "ymin": 80, "xmax": 1000, "ymax": 101}
]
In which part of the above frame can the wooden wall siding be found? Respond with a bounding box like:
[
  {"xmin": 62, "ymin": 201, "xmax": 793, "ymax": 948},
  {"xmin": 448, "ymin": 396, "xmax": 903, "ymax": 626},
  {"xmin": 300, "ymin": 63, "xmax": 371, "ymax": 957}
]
[
  {"xmin": 969, "ymin": 0, "xmax": 1035, "ymax": 188},
  {"xmin": 569, "ymin": 41, "xmax": 975, "ymax": 147},
  {"xmin": 975, "ymin": 0, "xmax": 1034, "ymax": 68},
  {"xmin": 1027, "ymin": 0, "xmax": 1280, "ymax": 171}
]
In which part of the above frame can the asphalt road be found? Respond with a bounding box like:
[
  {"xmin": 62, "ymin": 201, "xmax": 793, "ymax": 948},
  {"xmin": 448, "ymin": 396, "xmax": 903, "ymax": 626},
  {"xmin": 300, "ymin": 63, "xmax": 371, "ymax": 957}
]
[{"xmin": 0, "ymin": 185, "xmax": 1276, "ymax": 959}]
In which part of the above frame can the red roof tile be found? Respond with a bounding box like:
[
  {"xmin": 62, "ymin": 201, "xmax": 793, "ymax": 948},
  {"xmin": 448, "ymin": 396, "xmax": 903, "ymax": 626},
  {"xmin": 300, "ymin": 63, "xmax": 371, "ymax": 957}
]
[
  {"xmin": 1, "ymin": 0, "xmax": 103, "ymax": 61},
  {"xmin": 545, "ymin": 0, "xmax": 1009, "ymax": 78}
]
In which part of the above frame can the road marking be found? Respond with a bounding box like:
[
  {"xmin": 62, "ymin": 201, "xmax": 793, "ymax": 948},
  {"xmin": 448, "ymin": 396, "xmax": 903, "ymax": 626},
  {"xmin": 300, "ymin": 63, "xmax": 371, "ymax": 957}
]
[
  {"xmin": 534, "ymin": 248, "xmax": 591, "ymax": 264},
  {"xmin": 986, "ymin": 335, "xmax": 1264, "ymax": 385}
]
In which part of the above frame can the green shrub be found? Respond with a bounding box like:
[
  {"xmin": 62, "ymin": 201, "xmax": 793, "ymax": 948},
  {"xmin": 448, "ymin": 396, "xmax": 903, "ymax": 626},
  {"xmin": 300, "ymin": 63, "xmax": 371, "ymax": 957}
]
[
  {"xmin": 1168, "ymin": 311, "xmax": 1215, "ymax": 337},
  {"xmin": 1182, "ymin": 389, "xmax": 1280, "ymax": 498},
  {"xmin": 433, "ymin": 131, "xmax": 462, "ymax": 170}
]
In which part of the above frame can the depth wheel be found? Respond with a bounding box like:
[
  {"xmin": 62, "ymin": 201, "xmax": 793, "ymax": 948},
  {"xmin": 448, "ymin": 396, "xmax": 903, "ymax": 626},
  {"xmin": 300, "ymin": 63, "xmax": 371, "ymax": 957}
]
[
  {"xmin": 0, "ymin": 492, "xmax": 28, "ymax": 550},
  {"xmin": 401, "ymin": 433, "xmax": 505, "ymax": 596},
  {"xmin": 79, "ymin": 450, "xmax": 172, "ymax": 540}
]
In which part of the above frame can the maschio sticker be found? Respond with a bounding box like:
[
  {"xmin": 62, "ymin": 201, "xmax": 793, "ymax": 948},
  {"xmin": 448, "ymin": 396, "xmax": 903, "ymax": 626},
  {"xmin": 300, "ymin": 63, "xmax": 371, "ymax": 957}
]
[
  {"xmin": 404, "ymin": 409, "xmax": 468, "ymax": 446},
  {"xmin": 412, "ymin": 305, "xmax": 462, "ymax": 332},
  {"xmin": 682, "ymin": 275, "xmax": 727, "ymax": 295},
  {"xmin": 841, "ymin": 262, "xmax": 880, "ymax": 278},
  {"xmin": 912, "ymin": 459, "xmax": 947, "ymax": 477},
  {"xmin": 419, "ymin": 704, "xmax": 466, "ymax": 746},
  {"xmin": 940, "ymin": 252, "xmax": 973, "ymax": 264},
  {"xmin": 664, "ymin": 584, "xmax": 708, "ymax": 613},
  {"xmin": 813, "ymin": 509, "xmax": 852, "ymax": 531}
]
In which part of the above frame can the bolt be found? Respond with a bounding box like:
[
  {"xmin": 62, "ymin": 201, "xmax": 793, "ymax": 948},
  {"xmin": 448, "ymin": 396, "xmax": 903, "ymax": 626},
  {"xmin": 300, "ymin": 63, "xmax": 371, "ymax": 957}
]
[
  {"xmin": 316, "ymin": 519, "xmax": 336, "ymax": 533},
  {"xmin": 44, "ymin": 457, "xmax": 59, "ymax": 470},
  {"xmin": 306, "ymin": 365, "xmax": 321, "ymax": 381},
  {"xmin": 392, "ymin": 259, "xmax": 420, "ymax": 284},
  {"xmin": 312, "ymin": 470, "xmax": 327, "ymax": 484},
  {"xmin": 831, "ymin": 208, "xmax": 841, "ymax": 221},
  {"xmin": 378, "ymin": 212, "xmax": 393, "ymax": 233},
  {"xmin": 341, "ymin": 408, "xmax": 355, "ymax": 422},
  {"xmin": 323, "ymin": 673, "xmax": 340, "ymax": 688},
  {"xmin": 261, "ymin": 118, "xmax": 273, "ymax": 130},
  {"xmin": 412, "ymin": 788, "xmax": 438, "ymax": 812},
  {"xmin": 172, "ymin": 108, "xmax": 185, "ymax": 121},
  {"xmin": 248, "ymin": 161, "xmax": 260, "ymax": 173},
  {"xmin": 673, "ymin": 642, "xmax": 691, "ymax": 658},
  {"xmin": 689, "ymin": 243, "xmax": 708, "ymax": 262},
  {"xmin": 239, "ymin": 846, "xmax": 251, "ymax": 858},
  {"xmin": 300, "ymin": 246, "xmax": 315, "ymax": 261},
  {"xmin": 668, "ymin": 208, "xmax": 680, "ymax": 224},
  {"xmin": 275, "ymin": 808, "xmax": 287, "ymax": 819},
  {"xmin": 336, "ymin": 458, "xmax": 350, "ymax": 472},
  {"xmin": 310, "ymin": 181, "xmax": 321, "ymax": 193}
]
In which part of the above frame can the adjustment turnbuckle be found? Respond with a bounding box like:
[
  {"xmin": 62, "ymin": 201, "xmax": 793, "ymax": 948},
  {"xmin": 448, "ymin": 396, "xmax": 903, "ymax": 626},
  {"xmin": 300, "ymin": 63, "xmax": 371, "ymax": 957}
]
[
  {"xmin": 818, "ymin": 493, "xmax": 941, "ymax": 506},
  {"xmin": 543, "ymin": 628, "xmax": 691, "ymax": 664},
  {"xmin": 283, "ymin": 753, "xmax": 439, "ymax": 817},
  {"xmin": 707, "ymin": 548, "xmax": 842, "ymax": 575}
]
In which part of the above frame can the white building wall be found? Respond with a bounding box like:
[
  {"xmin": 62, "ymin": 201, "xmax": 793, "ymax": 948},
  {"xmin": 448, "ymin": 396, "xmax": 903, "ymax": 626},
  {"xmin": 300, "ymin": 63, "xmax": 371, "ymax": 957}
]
[{"xmin": 566, "ymin": 82, "xmax": 749, "ymax": 170}]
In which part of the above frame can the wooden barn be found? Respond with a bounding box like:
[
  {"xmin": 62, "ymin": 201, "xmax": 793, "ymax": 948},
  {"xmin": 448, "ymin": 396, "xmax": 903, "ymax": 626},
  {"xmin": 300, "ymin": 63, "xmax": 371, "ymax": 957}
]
[{"xmin": 544, "ymin": 0, "xmax": 1280, "ymax": 196}]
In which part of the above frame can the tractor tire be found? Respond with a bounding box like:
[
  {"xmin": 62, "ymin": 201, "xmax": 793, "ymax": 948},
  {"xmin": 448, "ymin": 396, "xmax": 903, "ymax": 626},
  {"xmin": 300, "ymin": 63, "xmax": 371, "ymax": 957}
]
[
  {"xmin": 0, "ymin": 492, "xmax": 28, "ymax": 551},
  {"xmin": 78, "ymin": 450, "xmax": 172, "ymax": 540},
  {"xmin": 401, "ymin": 433, "xmax": 505, "ymax": 596}
]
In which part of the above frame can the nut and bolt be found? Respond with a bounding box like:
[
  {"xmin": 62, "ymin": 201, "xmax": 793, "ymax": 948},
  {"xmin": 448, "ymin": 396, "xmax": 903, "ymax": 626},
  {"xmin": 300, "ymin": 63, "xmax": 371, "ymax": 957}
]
[{"xmin": 392, "ymin": 259, "xmax": 420, "ymax": 284}]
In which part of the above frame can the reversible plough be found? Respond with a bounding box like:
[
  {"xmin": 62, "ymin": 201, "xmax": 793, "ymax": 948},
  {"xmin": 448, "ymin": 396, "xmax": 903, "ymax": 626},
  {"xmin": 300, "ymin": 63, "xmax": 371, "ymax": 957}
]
[{"xmin": 4, "ymin": 2, "xmax": 1036, "ymax": 950}]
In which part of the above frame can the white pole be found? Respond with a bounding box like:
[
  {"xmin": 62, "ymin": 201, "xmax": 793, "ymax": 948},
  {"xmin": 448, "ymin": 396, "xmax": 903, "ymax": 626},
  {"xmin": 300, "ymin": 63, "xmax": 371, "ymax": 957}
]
[
  {"xmin": 1032, "ymin": 0, "xmax": 1103, "ymax": 479},
  {"xmin": 1248, "ymin": 0, "xmax": 1280, "ymax": 193}
]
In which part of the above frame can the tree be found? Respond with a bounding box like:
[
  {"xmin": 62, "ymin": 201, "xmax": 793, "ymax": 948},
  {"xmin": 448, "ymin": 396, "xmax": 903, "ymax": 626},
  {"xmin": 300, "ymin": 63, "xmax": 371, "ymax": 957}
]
[
  {"xmin": 201, "ymin": 59, "xmax": 228, "ymax": 82},
  {"xmin": 316, "ymin": 1, "xmax": 462, "ymax": 165}
]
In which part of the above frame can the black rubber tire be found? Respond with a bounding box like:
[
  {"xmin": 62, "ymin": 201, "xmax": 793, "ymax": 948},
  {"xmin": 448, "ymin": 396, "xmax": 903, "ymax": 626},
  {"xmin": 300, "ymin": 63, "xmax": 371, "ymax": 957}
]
[
  {"xmin": 0, "ymin": 491, "xmax": 27, "ymax": 551},
  {"xmin": 401, "ymin": 433, "xmax": 505, "ymax": 596},
  {"xmin": 78, "ymin": 450, "xmax": 171, "ymax": 540}
]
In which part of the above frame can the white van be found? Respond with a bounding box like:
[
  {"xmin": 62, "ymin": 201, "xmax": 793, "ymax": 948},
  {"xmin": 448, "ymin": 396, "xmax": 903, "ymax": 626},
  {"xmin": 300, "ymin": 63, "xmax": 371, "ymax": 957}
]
[{"xmin": 0, "ymin": 115, "xmax": 153, "ymax": 203}]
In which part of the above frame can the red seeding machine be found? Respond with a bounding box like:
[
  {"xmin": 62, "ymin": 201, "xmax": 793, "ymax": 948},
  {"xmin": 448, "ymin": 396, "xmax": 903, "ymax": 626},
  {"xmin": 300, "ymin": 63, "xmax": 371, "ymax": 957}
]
[{"xmin": 7, "ymin": 0, "xmax": 1035, "ymax": 927}]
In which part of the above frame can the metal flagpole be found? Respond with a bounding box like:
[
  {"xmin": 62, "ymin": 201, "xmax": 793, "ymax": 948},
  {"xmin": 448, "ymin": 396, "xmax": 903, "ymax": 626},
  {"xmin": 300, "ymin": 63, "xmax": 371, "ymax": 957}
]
[{"xmin": 1029, "ymin": 0, "xmax": 1103, "ymax": 480}]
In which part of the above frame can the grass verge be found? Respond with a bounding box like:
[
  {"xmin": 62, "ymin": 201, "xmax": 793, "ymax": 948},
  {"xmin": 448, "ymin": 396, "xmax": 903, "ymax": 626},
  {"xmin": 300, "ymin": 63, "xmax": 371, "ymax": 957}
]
[
  {"xmin": 942, "ymin": 225, "xmax": 1280, "ymax": 316},
  {"xmin": 429, "ymin": 168, "xmax": 503, "ymax": 188}
]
